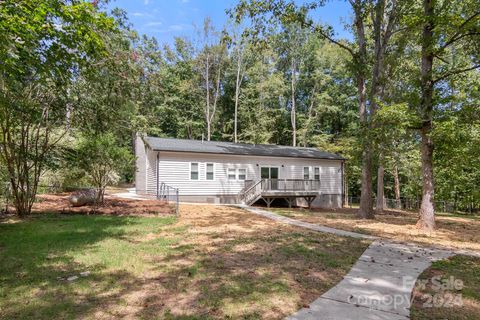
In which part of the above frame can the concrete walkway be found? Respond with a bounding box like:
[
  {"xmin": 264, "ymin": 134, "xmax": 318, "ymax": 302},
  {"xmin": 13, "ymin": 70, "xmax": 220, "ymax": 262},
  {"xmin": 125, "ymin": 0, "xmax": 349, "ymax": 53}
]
[
  {"xmin": 237, "ymin": 205, "xmax": 454, "ymax": 320},
  {"xmin": 288, "ymin": 240, "xmax": 453, "ymax": 320}
]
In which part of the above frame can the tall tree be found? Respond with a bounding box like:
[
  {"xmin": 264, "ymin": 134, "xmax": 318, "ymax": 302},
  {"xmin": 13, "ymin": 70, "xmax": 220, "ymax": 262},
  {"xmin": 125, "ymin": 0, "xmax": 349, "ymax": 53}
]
[
  {"xmin": 0, "ymin": 0, "xmax": 114, "ymax": 215},
  {"xmin": 196, "ymin": 18, "xmax": 227, "ymax": 141},
  {"xmin": 415, "ymin": 0, "xmax": 480, "ymax": 230}
]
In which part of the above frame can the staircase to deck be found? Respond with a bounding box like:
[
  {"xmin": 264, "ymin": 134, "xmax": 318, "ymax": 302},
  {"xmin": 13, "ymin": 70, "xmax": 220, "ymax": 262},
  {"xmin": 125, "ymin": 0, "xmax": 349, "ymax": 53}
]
[{"xmin": 240, "ymin": 180, "xmax": 264, "ymax": 206}]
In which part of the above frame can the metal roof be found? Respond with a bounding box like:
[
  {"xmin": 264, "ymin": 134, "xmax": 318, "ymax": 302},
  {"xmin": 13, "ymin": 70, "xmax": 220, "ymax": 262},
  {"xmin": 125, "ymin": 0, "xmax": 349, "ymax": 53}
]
[{"xmin": 144, "ymin": 137, "xmax": 345, "ymax": 160}]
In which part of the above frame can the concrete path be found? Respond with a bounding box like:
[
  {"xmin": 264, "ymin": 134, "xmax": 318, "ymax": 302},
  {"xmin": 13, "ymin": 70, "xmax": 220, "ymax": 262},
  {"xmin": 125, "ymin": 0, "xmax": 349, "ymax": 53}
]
[
  {"xmin": 237, "ymin": 205, "xmax": 455, "ymax": 319},
  {"xmin": 288, "ymin": 240, "xmax": 453, "ymax": 320}
]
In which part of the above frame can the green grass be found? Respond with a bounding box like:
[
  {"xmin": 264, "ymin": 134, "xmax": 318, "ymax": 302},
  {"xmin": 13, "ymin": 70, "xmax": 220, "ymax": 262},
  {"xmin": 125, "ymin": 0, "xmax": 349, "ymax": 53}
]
[
  {"xmin": 0, "ymin": 214, "xmax": 179, "ymax": 319},
  {"xmin": 411, "ymin": 255, "xmax": 480, "ymax": 320},
  {"xmin": 0, "ymin": 211, "xmax": 370, "ymax": 319}
]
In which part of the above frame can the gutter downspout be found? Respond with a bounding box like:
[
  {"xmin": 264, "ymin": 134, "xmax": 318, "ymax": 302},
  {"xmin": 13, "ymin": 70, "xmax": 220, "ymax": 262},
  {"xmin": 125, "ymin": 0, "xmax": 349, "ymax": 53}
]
[{"xmin": 156, "ymin": 152, "xmax": 160, "ymax": 199}]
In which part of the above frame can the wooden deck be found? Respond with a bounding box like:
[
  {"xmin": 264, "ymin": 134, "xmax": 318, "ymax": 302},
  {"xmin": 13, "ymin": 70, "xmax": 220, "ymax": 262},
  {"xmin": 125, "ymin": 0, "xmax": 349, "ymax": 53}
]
[{"xmin": 241, "ymin": 179, "xmax": 321, "ymax": 207}]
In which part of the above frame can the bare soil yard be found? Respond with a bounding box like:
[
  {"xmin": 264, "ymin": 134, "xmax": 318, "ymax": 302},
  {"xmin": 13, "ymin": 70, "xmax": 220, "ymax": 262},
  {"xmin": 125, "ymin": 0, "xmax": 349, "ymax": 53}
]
[
  {"xmin": 0, "ymin": 199, "xmax": 370, "ymax": 319},
  {"xmin": 271, "ymin": 207, "xmax": 480, "ymax": 252},
  {"xmin": 31, "ymin": 193, "xmax": 174, "ymax": 216}
]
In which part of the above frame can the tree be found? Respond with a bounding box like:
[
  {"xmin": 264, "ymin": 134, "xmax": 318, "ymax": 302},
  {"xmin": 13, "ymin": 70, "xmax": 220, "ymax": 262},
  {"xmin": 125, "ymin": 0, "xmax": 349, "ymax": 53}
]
[
  {"xmin": 415, "ymin": 0, "xmax": 480, "ymax": 230},
  {"xmin": 232, "ymin": 0, "xmax": 407, "ymax": 219},
  {"xmin": 227, "ymin": 23, "xmax": 252, "ymax": 143},
  {"xmin": 0, "ymin": 0, "xmax": 114, "ymax": 215},
  {"xmin": 196, "ymin": 18, "xmax": 227, "ymax": 141},
  {"xmin": 74, "ymin": 133, "xmax": 133, "ymax": 203}
]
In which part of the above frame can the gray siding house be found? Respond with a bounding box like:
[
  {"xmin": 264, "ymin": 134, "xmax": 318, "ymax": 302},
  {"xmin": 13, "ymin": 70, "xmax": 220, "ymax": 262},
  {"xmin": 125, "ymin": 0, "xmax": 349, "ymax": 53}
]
[{"xmin": 135, "ymin": 135, "xmax": 345, "ymax": 208}]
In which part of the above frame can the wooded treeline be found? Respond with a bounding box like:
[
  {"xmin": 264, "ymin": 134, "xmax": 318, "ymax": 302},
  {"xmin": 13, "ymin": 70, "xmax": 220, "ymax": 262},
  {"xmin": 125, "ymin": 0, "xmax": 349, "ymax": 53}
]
[{"xmin": 0, "ymin": 0, "xmax": 478, "ymax": 229}]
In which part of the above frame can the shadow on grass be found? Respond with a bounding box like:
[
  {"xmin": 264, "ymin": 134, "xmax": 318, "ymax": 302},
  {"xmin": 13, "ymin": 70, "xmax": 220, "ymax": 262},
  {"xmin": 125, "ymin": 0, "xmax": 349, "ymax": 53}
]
[
  {"xmin": 0, "ymin": 214, "xmax": 176, "ymax": 319},
  {"xmin": 0, "ymin": 207, "xmax": 370, "ymax": 319}
]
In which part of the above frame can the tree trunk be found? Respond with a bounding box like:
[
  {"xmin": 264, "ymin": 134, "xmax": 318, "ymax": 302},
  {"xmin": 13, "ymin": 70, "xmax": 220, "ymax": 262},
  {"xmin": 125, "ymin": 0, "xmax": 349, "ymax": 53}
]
[
  {"xmin": 291, "ymin": 59, "xmax": 297, "ymax": 147},
  {"xmin": 234, "ymin": 52, "xmax": 242, "ymax": 143},
  {"xmin": 393, "ymin": 159, "xmax": 401, "ymax": 209},
  {"xmin": 416, "ymin": 0, "xmax": 436, "ymax": 231},
  {"xmin": 376, "ymin": 161, "xmax": 385, "ymax": 214},
  {"xmin": 418, "ymin": 128, "xmax": 436, "ymax": 230},
  {"xmin": 205, "ymin": 54, "xmax": 211, "ymax": 141},
  {"xmin": 353, "ymin": 0, "xmax": 375, "ymax": 219}
]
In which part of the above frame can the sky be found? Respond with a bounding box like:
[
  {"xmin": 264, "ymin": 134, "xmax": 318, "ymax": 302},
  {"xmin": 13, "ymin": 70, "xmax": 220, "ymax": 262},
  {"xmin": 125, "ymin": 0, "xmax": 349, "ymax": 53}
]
[{"xmin": 106, "ymin": 0, "xmax": 353, "ymax": 46}]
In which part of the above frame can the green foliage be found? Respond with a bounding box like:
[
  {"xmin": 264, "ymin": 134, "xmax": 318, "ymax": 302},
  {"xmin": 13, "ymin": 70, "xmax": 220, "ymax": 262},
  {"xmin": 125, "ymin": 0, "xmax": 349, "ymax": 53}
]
[
  {"xmin": 0, "ymin": 0, "xmax": 116, "ymax": 215},
  {"xmin": 73, "ymin": 133, "xmax": 133, "ymax": 200}
]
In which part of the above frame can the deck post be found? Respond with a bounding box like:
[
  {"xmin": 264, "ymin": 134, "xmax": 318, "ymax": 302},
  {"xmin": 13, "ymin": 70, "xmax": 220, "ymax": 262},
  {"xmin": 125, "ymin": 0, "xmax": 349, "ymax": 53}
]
[{"xmin": 286, "ymin": 197, "xmax": 292, "ymax": 208}]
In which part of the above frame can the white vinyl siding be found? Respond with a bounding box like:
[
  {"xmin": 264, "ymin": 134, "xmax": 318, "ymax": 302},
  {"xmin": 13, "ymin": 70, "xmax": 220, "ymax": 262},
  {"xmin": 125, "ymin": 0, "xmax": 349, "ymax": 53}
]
[{"xmin": 154, "ymin": 151, "xmax": 342, "ymax": 197}]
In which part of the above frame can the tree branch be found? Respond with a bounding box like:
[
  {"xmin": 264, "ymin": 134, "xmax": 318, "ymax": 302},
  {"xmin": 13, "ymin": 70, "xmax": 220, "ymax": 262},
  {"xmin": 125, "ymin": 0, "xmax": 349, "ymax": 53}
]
[
  {"xmin": 433, "ymin": 64, "xmax": 480, "ymax": 83},
  {"xmin": 437, "ymin": 11, "xmax": 480, "ymax": 51}
]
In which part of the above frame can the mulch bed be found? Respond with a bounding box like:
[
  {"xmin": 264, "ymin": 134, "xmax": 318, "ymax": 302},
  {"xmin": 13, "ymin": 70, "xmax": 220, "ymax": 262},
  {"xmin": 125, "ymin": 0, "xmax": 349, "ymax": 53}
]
[{"xmin": 28, "ymin": 193, "xmax": 174, "ymax": 216}]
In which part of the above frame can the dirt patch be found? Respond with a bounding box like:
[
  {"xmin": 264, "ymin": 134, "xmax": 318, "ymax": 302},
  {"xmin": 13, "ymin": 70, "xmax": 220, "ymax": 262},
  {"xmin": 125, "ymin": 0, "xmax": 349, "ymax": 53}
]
[
  {"xmin": 31, "ymin": 193, "xmax": 174, "ymax": 216},
  {"xmin": 272, "ymin": 207, "xmax": 480, "ymax": 252}
]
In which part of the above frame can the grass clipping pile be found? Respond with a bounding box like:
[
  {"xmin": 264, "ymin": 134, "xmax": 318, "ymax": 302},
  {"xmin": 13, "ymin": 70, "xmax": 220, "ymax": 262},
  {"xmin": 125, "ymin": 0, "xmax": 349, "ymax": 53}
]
[{"xmin": 32, "ymin": 193, "xmax": 174, "ymax": 216}]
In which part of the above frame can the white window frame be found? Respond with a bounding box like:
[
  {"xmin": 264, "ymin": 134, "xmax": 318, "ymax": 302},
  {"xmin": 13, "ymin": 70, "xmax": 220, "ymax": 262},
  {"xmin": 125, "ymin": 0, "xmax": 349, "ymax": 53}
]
[
  {"xmin": 190, "ymin": 162, "xmax": 199, "ymax": 180},
  {"xmin": 314, "ymin": 167, "xmax": 320, "ymax": 180},
  {"xmin": 238, "ymin": 168, "xmax": 247, "ymax": 181},
  {"xmin": 206, "ymin": 163, "xmax": 215, "ymax": 181},
  {"xmin": 227, "ymin": 168, "xmax": 237, "ymax": 180},
  {"xmin": 303, "ymin": 166, "xmax": 310, "ymax": 180}
]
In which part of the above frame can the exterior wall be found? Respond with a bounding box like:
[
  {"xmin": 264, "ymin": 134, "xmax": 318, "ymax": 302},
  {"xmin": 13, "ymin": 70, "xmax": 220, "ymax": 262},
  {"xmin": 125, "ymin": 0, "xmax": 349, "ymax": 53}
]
[
  {"xmin": 151, "ymin": 151, "xmax": 343, "ymax": 207},
  {"xmin": 134, "ymin": 134, "xmax": 147, "ymax": 194}
]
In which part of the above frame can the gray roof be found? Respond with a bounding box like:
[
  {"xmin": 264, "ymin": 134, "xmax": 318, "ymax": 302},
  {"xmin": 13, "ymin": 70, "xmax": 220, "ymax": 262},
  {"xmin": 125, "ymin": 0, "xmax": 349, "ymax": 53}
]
[{"xmin": 144, "ymin": 137, "xmax": 345, "ymax": 160}]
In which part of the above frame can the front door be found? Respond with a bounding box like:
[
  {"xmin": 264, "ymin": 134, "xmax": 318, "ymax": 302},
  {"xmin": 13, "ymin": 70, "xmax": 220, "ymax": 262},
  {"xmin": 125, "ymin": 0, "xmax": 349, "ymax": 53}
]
[{"xmin": 261, "ymin": 167, "xmax": 279, "ymax": 190}]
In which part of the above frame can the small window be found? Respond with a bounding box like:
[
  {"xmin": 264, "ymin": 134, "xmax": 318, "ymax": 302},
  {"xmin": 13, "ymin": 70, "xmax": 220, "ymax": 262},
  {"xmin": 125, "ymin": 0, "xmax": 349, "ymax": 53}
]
[
  {"xmin": 228, "ymin": 168, "xmax": 236, "ymax": 180},
  {"xmin": 206, "ymin": 163, "xmax": 214, "ymax": 180},
  {"xmin": 191, "ymin": 162, "xmax": 199, "ymax": 180},
  {"xmin": 303, "ymin": 167, "xmax": 310, "ymax": 180},
  {"xmin": 238, "ymin": 168, "xmax": 246, "ymax": 180},
  {"xmin": 314, "ymin": 167, "xmax": 320, "ymax": 180}
]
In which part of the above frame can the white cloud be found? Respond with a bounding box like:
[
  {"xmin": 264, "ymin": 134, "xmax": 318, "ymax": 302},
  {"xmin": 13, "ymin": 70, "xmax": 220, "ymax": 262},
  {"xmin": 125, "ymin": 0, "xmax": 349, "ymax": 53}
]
[
  {"xmin": 144, "ymin": 0, "xmax": 150, "ymax": 4},
  {"xmin": 147, "ymin": 23, "xmax": 193, "ymax": 34},
  {"xmin": 168, "ymin": 24, "xmax": 192, "ymax": 31},
  {"xmin": 145, "ymin": 21, "xmax": 163, "ymax": 27}
]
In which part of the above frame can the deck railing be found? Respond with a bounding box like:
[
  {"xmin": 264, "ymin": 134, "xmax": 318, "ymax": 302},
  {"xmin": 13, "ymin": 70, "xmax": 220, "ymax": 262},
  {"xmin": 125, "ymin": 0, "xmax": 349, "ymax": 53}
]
[
  {"xmin": 157, "ymin": 183, "xmax": 179, "ymax": 215},
  {"xmin": 260, "ymin": 179, "xmax": 321, "ymax": 192}
]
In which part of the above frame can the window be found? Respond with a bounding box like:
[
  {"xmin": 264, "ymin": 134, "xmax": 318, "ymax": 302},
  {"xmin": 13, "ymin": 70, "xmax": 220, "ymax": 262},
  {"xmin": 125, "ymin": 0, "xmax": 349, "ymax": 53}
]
[
  {"xmin": 314, "ymin": 167, "xmax": 320, "ymax": 180},
  {"xmin": 238, "ymin": 168, "xmax": 246, "ymax": 180},
  {"xmin": 304, "ymin": 167, "xmax": 310, "ymax": 180},
  {"xmin": 228, "ymin": 168, "xmax": 236, "ymax": 180},
  {"xmin": 206, "ymin": 163, "xmax": 214, "ymax": 180},
  {"xmin": 190, "ymin": 162, "xmax": 199, "ymax": 180}
]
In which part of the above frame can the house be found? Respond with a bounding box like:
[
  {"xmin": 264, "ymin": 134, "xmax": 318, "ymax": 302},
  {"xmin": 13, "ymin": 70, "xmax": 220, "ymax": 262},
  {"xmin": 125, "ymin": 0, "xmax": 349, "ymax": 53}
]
[{"xmin": 135, "ymin": 135, "xmax": 346, "ymax": 208}]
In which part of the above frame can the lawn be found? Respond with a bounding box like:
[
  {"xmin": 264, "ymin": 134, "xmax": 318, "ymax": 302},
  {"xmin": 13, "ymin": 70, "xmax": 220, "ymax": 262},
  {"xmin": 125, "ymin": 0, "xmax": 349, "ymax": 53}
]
[
  {"xmin": 271, "ymin": 207, "xmax": 480, "ymax": 252},
  {"xmin": 0, "ymin": 203, "xmax": 371, "ymax": 319},
  {"xmin": 411, "ymin": 255, "xmax": 480, "ymax": 320}
]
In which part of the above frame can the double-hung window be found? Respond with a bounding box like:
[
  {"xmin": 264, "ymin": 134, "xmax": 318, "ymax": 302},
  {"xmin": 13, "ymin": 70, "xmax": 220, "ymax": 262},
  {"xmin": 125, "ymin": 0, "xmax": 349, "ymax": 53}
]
[
  {"xmin": 303, "ymin": 167, "xmax": 310, "ymax": 180},
  {"xmin": 314, "ymin": 167, "xmax": 320, "ymax": 180},
  {"xmin": 238, "ymin": 169, "xmax": 247, "ymax": 180},
  {"xmin": 206, "ymin": 163, "xmax": 214, "ymax": 180},
  {"xmin": 227, "ymin": 168, "xmax": 237, "ymax": 180},
  {"xmin": 191, "ymin": 162, "xmax": 199, "ymax": 180}
]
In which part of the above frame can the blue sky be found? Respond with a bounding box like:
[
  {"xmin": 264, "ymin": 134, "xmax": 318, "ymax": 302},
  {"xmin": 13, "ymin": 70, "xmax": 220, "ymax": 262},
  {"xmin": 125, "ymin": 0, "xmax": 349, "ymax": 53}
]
[{"xmin": 106, "ymin": 0, "xmax": 352, "ymax": 46}]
